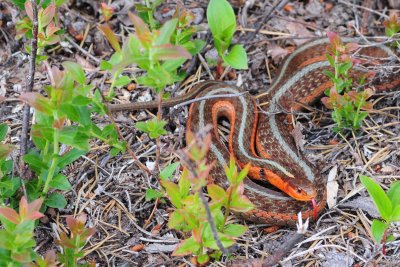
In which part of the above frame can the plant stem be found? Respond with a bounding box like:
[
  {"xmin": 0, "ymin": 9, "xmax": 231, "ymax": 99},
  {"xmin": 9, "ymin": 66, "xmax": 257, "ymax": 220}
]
[
  {"xmin": 145, "ymin": 0, "xmax": 156, "ymax": 30},
  {"xmin": 43, "ymin": 112, "xmax": 60, "ymax": 194},
  {"xmin": 154, "ymin": 90, "xmax": 163, "ymax": 173},
  {"xmin": 107, "ymin": 70, "xmax": 121, "ymax": 99},
  {"xmin": 36, "ymin": 141, "xmax": 50, "ymax": 191},
  {"xmin": 334, "ymin": 53, "xmax": 339, "ymax": 92},
  {"xmin": 223, "ymin": 187, "xmax": 233, "ymax": 226},
  {"xmin": 353, "ymin": 93, "xmax": 367, "ymax": 129}
]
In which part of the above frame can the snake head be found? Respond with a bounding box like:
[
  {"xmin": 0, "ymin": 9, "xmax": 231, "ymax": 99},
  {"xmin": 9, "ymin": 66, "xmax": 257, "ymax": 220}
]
[
  {"xmin": 261, "ymin": 168, "xmax": 317, "ymax": 201},
  {"xmin": 285, "ymin": 182, "xmax": 317, "ymax": 201}
]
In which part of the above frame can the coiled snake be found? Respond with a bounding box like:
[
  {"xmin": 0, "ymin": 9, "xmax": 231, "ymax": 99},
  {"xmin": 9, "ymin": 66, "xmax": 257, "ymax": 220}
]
[{"xmin": 109, "ymin": 38, "xmax": 400, "ymax": 225}]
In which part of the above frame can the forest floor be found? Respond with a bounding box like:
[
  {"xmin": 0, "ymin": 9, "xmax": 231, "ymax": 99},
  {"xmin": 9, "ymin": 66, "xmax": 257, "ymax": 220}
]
[{"xmin": 1, "ymin": 0, "xmax": 400, "ymax": 266}]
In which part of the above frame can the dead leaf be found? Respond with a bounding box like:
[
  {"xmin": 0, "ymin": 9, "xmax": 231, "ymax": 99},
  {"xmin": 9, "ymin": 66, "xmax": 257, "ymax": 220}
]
[
  {"xmin": 75, "ymin": 55, "xmax": 96, "ymax": 72},
  {"xmin": 380, "ymin": 165, "xmax": 395, "ymax": 174},
  {"xmin": 267, "ymin": 43, "xmax": 291, "ymax": 64},
  {"xmin": 285, "ymin": 22, "xmax": 313, "ymax": 46},
  {"xmin": 291, "ymin": 123, "xmax": 305, "ymax": 152},
  {"xmin": 326, "ymin": 165, "xmax": 339, "ymax": 209},
  {"xmin": 339, "ymin": 196, "xmax": 380, "ymax": 218},
  {"xmin": 131, "ymin": 244, "xmax": 145, "ymax": 252}
]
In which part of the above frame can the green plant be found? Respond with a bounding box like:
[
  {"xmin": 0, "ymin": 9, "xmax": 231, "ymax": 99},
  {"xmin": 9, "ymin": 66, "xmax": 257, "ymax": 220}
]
[
  {"xmin": 360, "ymin": 175, "xmax": 400, "ymax": 253},
  {"xmin": 99, "ymin": 7, "xmax": 203, "ymax": 171},
  {"xmin": 19, "ymin": 63, "xmax": 125, "ymax": 209},
  {"xmin": 145, "ymin": 162, "xmax": 181, "ymax": 201},
  {"xmin": 0, "ymin": 197, "xmax": 44, "ymax": 265},
  {"xmin": 167, "ymin": 132, "xmax": 254, "ymax": 264},
  {"xmin": 100, "ymin": 2, "xmax": 114, "ymax": 23},
  {"xmin": 57, "ymin": 214, "xmax": 96, "ymax": 267},
  {"xmin": 383, "ymin": 14, "xmax": 400, "ymax": 48},
  {"xmin": 15, "ymin": 1, "xmax": 64, "ymax": 62},
  {"xmin": 206, "ymin": 0, "xmax": 248, "ymax": 70},
  {"xmin": 321, "ymin": 31, "xmax": 373, "ymax": 132},
  {"xmin": 0, "ymin": 124, "xmax": 21, "ymax": 206},
  {"xmin": 135, "ymin": 118, "xmax": 167, "ymax": 139},
  {"xmin": 134, "ymin": 0, "xmax": 163, "ymax": 30},
  {"xmin": 99, "ymin": 11, "xmax": 196, "ymax": 97}
]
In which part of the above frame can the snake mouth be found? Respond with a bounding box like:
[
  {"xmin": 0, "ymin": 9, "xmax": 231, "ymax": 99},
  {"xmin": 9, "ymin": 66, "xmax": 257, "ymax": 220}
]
[{"xmin": 284, "ymin": 186, "xmax": 316, "ymax": 201}]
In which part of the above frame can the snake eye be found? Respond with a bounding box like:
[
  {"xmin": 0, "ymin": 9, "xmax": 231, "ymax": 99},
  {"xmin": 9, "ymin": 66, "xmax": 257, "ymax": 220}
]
[
  {"xmin": 259, "ymin": 168, "xmax": 265, "ymax": 177},
  {"xmin": 297, "ymin": 188, "xmax": 303, "ymax": 194}
]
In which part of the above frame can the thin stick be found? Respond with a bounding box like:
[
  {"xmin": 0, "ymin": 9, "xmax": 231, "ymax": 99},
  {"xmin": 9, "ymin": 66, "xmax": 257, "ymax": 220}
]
[
  {"xmin": 20, "ymin": 0, "xmax": 39, "ymax": 177},
  {"xmin": 252, "ymin": 0, "xmax": 289, "ymax": 37},
  {"xmin": 338, "ymin": 0, "xmax": 389, "ymax": 19},
  {"xmin": 64, "ymin": 35, "xmax": 100, "ymax": 64}
]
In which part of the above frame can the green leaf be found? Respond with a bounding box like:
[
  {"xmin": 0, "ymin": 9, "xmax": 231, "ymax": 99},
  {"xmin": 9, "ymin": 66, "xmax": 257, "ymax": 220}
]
[
  {"xmin": 61, "ymin": 103, "xmax": 80, "ymax": 122},
  {"xmin": 223, "ymin": 224, "xmax": 247, "ymax": 237},
  {"xmin": 223, "ymin": 44, "xmax": 248, "ymax": 70},
  {"xmin": 339, "ymin": 61, "xmax": 352, "ymax": 74},
  {"xmin": 114, "ymin": 75, "xmax": 131, "ymax": 87},
  {"xmin": 167, "ymin": 210, "xmax": 185, "ymax": 230},
  {"xmin": 161, "ymin": 180, "xmax": 182, "ymax": 208},
  {"xmin": 49, "ymin": 174, "xmax": 71, "ymax": 190},
  {"xmin": 19, "ymin": 93, "xmax": 53, "ymax": 115},
  {"xmin": 172, "ymin": 237, "xmax": 201, "ymax": 256},
  {"xmin": 11, "ymin": 0, "xmax": 26, "ymax": 10},
  {"xmin": 0, "ymin": 144, "xmax": 13, "ymax": 162},
  {"xmin": 59, "ymin": 126, "xmax": 89, "ymax": 151},
  {"xmin": 360, "ymin": 175, "xmax": 392, "ymax": 221},
  {"xmin": 387, "ymin": 181, "xmax": 400, "ymax": 207},
  {"xmin": 145, "ymin": 188, "xmax": 163, "ymax": 201},
  {"xmin": 129, "ymin": 13, "xmax": 151, "ymax": 48},
  {"xmin": 98, "ymin": 24, "xmax": 121, "ymax": 52},
  {"xmin": 62, "ymin": 61, "xmax": 86, "ymax": 85},
  {"xmin": 0, "ymin": 124, "xmax": 8, "ymax": 142},
  {"xmin": 100, "ymin": 60, "xmax": 113, "ymax": 71},
  {"xmin": 178, "ymin": 172, "xmax": 190, "ymax": 197},
  {"xmin": 390, "ymin": 205, "xmax": 400, "ymax": 222},
  {"xmin": 326, "ymin": 54, "xmax": 335, "ymax": 67},
  {"xmin": 160, "ymin": 162, "xmax": 180, "ymax": 181},
  {"xmin": 236, "ymin": 164, "xmax": 250, "ymax": 184},
  {"xmin": 135, "ymin": 119, "xmax": 167, "ymax": 139},
  {"xmin": 73, "ymin": 95, "xmax": 92, "ymax": 106},
  {"xmin": 202, "ymin": 224, "xmax": 235, "ymax": 250},
  {"xmin": 39, "ymin": 4, "xmax": 55, "ymax": 28},
  {"xmin": 207, "ymin": 0, "xmax": 236, "ymax": 53},
  {"xmin": 184, "ymin": 39, "xmax": 206, "ymax": 56},
  {"xmin": 371, "ymin": 219, "xmax": 388, "ymax": 243},
  {"xmin": 207, "ymin": 184, "xmax": 227, "ymax": 204},
  {"xmin": 44, "ymin": 192, "xmax": 67, "ymax": 209},
  {"xmin": 0, "ymin": 177, "xmax": 21, "ymax": 198},
  {"xmin": 23, "ymin": 154, "xmax": 47, "ymax": 172},
  {"xmin": 57, "ymin": 148, "xmax": 86, "ymax": 168},
  {"xmin": 152, "ymin": 44, "xmax": 191, "ymax": 60},
  {"xmin": 225, "ymin": 157, "xmax": 236, "ymax": 183},
  {"xmin": 154, "ymin": 18, "xmax": 178, "ymax": 46},
  {"xmin": 197, "ymin": 254, "xmax": 210, "ymax": 264}
]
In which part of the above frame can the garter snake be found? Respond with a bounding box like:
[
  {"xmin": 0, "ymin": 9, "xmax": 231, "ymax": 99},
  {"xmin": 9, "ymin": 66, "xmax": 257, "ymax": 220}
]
[{"xmin": 108, "ymin": 38, "xmax": 399, "ymax": 225}]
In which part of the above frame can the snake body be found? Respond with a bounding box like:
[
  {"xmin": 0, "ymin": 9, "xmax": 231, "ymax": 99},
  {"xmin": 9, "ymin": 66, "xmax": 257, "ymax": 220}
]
[{"xmin": 109, "ymin": 38, "xmax": 400, "ymax": 225}]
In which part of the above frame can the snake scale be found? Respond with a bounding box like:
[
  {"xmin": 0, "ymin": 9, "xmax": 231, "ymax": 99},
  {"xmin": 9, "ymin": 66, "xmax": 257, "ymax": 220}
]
[{"xmin": 109, "ymin": 38, "xmax": 400, "ymax": 225}]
